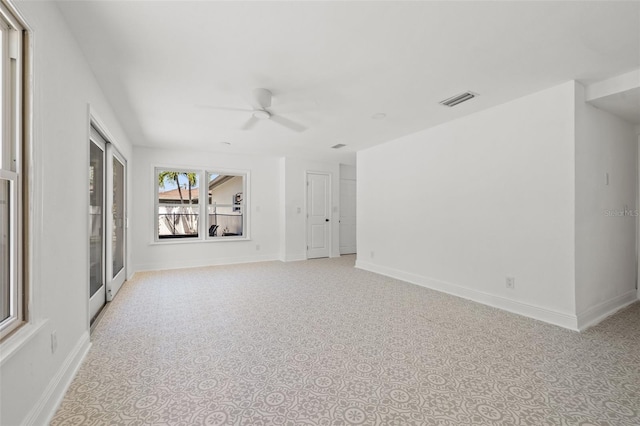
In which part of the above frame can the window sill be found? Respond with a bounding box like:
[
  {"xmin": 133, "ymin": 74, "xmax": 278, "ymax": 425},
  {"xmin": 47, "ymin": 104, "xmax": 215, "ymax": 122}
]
[
  {"xmin": 149, "ymin": 236, "xmax": 251, "ymax": 245},
  {"xmin": 0, "ymin": 319, "xmax": 49, "ymax": 367}
]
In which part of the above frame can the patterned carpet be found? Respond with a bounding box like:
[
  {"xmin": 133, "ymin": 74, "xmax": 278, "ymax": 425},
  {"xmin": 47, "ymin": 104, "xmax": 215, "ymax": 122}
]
[{"xmin": 51, "ymin": 256, "xmax": 640, "ymax": 425}]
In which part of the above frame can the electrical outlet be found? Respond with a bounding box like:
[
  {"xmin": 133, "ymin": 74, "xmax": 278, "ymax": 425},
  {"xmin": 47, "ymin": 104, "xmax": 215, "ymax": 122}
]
[
  {"xmin": 506, "ymin": 277, "xmax": 515, "ymax": 289},
  {"xmin": 370, "ymin": 251, "xmax": 375, "ymax": 259},
  {"xmin": 256, "ymin": 244, "xmax": 260, "ymax": 251},
  {"xmin": 51, "ymin": 330, "xmax": 57, "ymax": 354}
]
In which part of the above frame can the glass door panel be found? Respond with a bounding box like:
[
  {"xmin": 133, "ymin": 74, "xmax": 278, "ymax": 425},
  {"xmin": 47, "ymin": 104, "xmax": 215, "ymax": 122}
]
[
  {"xmin": 89, "ymin": 138, "xmax": 105, "ymax": 321},
  {"xmin": 112, "ymin": 156, "xmax": 124, "ymax": 278}
]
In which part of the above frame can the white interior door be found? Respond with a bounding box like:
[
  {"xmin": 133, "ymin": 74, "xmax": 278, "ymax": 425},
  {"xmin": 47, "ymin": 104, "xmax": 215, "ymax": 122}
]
[
  {"xmin": 339, "ymin": 178, "xmax": 357, "ymax": 254},
  {"xmin": 89, "ymin": 135, "xmax": 106, "ymax": 322},
  {"xmin": 307, "ymin": 172, "xmax": 331, "ymax": 259}
]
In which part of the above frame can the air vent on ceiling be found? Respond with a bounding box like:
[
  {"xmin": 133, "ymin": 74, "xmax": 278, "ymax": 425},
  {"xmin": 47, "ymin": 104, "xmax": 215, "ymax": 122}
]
[
  {"xmin": 331, "ymin": 144, "xmax": 347, "ymax": 149},
  {"xmin": 440, "ymin": 91, "xmax": 477, "ymax": 107}
]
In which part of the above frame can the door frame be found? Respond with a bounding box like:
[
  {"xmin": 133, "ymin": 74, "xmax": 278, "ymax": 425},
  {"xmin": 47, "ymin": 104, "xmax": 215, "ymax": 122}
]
[
  {"xmin": 305, "ymin": 171, "xmax": 332, "ymax": 259},
  {"xmin": 87, "ymin": 109, "xmax": 128, "ymax": 327}
]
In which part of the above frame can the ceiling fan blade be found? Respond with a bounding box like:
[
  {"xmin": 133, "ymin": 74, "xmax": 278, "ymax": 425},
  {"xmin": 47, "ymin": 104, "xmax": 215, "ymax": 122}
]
[
  {"xmin": 270, "ymin": 114, "xmax": 306, "ymax": 132},
  {"xmin": 269, "ymin": 99, "xmax": 319, "ymax": 114},
  {"xmin": 241, "ymin": 115, "xmax": 260, "ymax": 130},
  {"xmin": 197, "ymin": 105, "xmax": 253, "ymax": 113},
  {"xmin": 250, "ymin": 88, "xmax": 272, "ymax": 110}
]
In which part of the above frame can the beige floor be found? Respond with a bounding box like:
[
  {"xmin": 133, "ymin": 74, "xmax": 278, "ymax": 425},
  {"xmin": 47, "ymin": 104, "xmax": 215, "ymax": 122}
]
[{"xmin": 52, "ymin": 256, "xmax": 639, "ymax": 425}]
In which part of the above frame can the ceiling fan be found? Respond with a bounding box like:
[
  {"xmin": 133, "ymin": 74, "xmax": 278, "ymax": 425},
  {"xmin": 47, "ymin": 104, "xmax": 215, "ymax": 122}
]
[{"xmin": 202, "ymin": 88, "xmax": 306, "ymax": 132}]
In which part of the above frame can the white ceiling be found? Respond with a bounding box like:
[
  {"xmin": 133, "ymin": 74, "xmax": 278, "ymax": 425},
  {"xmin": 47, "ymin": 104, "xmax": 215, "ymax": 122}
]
[
  {"xmin": 589, "ymin": 87, "xmax": 640, "ymax": 125},
  {"xmin": 55, "ymin": 1, "xmax": 640, "ymax": 163}
]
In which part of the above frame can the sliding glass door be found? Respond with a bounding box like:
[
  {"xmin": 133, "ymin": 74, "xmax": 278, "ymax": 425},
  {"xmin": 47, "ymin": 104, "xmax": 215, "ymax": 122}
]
[{"xmin": 89, "ymin": 125, "xmax": 127, "ymax": 324}]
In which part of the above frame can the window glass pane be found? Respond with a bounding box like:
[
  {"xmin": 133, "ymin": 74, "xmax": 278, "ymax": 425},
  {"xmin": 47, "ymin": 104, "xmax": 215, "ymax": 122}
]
[
  {"xmin": 208, "ymin": 173, "xmax": 243, "ymax": 237},
  {"xmin": 158, "ymin": 171, "xmax": 199, "ymax": 239},
  {"xmin": 0, "ymin": 180, "xmax": 9, "ymax": 322},
  {"xmin": 0, "ymin": 25, "xmax": 5, "ymax": 170},
  {"xmin": 89, "ymin": 142, "xmax": 104, "ymax": 298}
]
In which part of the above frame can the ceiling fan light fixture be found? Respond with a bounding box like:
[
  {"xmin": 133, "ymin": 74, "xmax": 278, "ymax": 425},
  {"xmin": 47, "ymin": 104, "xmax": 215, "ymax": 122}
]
[{"xmin": 252, "ymin": 110, "xmax": 271, "ymax": 120}]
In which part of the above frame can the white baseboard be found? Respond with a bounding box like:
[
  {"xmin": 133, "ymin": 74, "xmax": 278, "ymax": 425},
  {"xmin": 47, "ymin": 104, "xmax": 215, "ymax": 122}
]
[
  {"xmin": 283, "ymin": 254, "xmax": 307, "ymax": 262},
  {"xmin": 340, "ymin": 246, "xmax": 357, "ymax": 255},
  {"xmin": 134, "ymin": 253, "xmax": 280, "ymax": 273},
  {"xmin": 576, "ymin": 290, "xmax": 638, "ymax": 331},
  {"xmin": 23, "ymin": 331, "xmax": 91, "ymax": 426},
  {"xmin": 356, "ymin": 260, "xmax": 579, "ymax": 331}
]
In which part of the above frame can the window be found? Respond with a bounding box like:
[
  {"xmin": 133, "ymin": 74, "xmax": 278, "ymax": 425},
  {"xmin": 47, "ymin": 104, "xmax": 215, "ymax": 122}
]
[
  {"xmin": 0, "ymin": 1, "xmax": 25, "ymax": 340},
  {"xmin": 155, "ymin": 168, "xmax": 247, "ymax": 241},
  {"xmin": 207, "ymin": 172, "xmax": 245, "ymax": 238},
  {"xmin": 157, "ymin": 170, "xmax": 200, "ymax": 239}
]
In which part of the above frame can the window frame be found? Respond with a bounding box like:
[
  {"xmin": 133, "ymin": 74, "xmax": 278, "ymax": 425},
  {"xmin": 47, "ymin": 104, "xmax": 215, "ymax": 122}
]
[
  {"xmin": 205, "ymin": 170, "xmax": 248, "ymax": 241},
  {"xmin": 0, "ymin": 0, "xmax": 25, "ymax": 341},
  {"xmin": 155, "ymin": 167, "xmax": 201, "ymax": 241},
  {"xmin": 153, "ymin": 167, "xmax": 250, "ymax": 243}
]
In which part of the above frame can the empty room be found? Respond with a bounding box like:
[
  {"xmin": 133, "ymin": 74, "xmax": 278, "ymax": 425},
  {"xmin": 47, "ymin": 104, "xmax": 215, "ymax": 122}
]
[{"xmin": 1, "ymin": 1, "xmax": 639, "ymax": 425}]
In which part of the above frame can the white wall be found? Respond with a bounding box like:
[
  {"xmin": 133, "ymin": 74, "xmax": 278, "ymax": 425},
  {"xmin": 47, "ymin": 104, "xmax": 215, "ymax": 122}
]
[
  {"xmin": 132, "ymin": 147, "xmax": 281, "ymax": 271},
  {"xmin": 357, "ymin": 81, "xmax": 578, "ymax": 328},
  {"xmin": 282, "ymin": 157, "xmax": 341, "ymax": 261},
  {"xmin": 574, "ymin": 83, "xmax": 638, "ymax": 328},
  {"xmin": 0, "ymin": 2, "xmax": 134, "ymax": 425},
  {"xmin": 339, "ymin": 164, "xmax": 357, "ymax": 254}
]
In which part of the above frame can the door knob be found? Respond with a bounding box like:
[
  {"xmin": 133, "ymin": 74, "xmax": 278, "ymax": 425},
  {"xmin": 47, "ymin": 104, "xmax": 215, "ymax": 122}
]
[{"xmin": 325, "ymin": 218, "xmax": 329, "ymax": 222}]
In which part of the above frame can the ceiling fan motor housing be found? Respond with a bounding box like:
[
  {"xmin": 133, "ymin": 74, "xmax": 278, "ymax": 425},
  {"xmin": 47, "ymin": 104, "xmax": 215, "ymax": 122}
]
[{"xmin": 252, "ymin": 110, "xmax": 271, "ymax": 120}]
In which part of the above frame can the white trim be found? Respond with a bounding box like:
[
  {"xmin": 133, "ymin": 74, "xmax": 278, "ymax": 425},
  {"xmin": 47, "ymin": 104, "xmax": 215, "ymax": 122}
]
[
  {"xmin": 283, "ymin": 254, "xmax": 307, "ymax": 262},
  {"xmin": 134, "ymin": 253, "xmax": 279, "ymax": 273},
  {"xmin": 148, "ymin": 236, "xmax": 251, "ymax": 246},
  {"xmin": 22, "ymin": 331, "xmax": 91, "ymax": 426},
  {"xmin": 355, "ymin": 260, "xmax": 580, "ymax": 331},
  {"xmin": 576, "ymin": 291, "xmax": 638, "ymax": 331},
  {"xmin": 340, "ymin": 245, "xmax": 357, "ymax": 255},
  {"xmin": 0, "ymin": 1, "xmax": 23, "ymax": 31},
  {"xmin": 21, "ymin": 0, "xmax": 37, "ymax": 330},
  {"xmin": 88, "ymin": 106, "xmax": 126, "ymax": 161}
]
